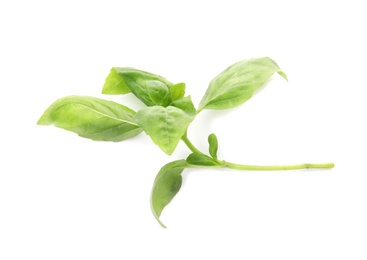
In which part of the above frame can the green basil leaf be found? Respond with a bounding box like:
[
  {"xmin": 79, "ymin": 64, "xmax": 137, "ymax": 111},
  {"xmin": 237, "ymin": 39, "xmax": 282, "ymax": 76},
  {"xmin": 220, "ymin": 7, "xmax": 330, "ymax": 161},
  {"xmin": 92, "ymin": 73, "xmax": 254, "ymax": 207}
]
[
  {"xmin": 102, "ymin": 68, "xmax": 131, "ymax": 95},
  {"xmin": 169, "ymin": 95, "xmax": 197, "ymax": 116},
  {"xmin": 150, "ymin": 160, "xmax": 188, "ymax": 228},
  {"xmin": 102, "ymin": 67, "xmax": 173, "ymax": 106},
  {"xmin": 169, "ymin": 82, "xmax": 186, "ymax": 101},
  {"xmin": 198, "ymin": 57, "xmax": 287, "ymax": 111},
  {"xmin": 37, "ymin": 96, "xmax": 142, "ymax": 141},
  {"xmin": 208, "ymin": 133, "xmax": 218, "ymax": 160},
  {"xmin": 134, "ymin": 106, "xmax": 194, "ymax": 155},
  {"xmin": 147, "ymin": 80, "xmax": 171, "ymax": 107},
  {"xmin": 186, "ymin": 153, "xmax": 219, "ymax": 166}
]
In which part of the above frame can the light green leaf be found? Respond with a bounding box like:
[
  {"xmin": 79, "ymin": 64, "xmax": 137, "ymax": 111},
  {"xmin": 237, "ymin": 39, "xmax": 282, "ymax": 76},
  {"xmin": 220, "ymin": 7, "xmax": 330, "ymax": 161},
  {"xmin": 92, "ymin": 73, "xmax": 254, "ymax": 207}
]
[
  {"xmin": 134, "ymin": 106, "xmax": 194, "ymax": 155},
  {"xmin": 37, "ymin": 96, "xmax": 142, "ymax": 141},
  {"xmin": 150, "ymin": 160, "xmax": 188, "ymax": 228},
  {"xmin": 169, "ymin": 82, "xmax": 186, "ymax": 101},
  {"xmin": 102, "ymin": 67, "xmax": 173, "ymax": 106},
  {"xmin": 198, "ymin": 57, "xmax": 287, "ymax": 111},
  {"xmin": 186, "ymin": 153, "xmax": 219, "ymax": 166},
  {"xmin": 102, "ymin": 68, "xmax": 131, "ymax": 95},
  {"xmin": 169, "ymin": 95, "xmax": 196, "ymax": 116},
  {"xmin": 208, "ymin": 133, "xmax": 218, "ymax": 160}
]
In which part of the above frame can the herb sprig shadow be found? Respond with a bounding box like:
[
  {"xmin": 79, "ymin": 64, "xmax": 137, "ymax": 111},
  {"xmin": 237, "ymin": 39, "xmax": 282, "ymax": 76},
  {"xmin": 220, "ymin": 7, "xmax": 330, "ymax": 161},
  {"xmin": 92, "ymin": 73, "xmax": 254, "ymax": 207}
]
[{"xmin": 38, "ymin": 57, "xmax": 334, "ymax": 228}]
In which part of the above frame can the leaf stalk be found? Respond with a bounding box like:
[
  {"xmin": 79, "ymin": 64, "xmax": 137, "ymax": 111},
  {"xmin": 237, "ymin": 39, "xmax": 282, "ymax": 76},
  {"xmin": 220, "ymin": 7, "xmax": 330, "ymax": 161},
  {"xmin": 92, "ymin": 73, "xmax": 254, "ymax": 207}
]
[{"xmin": 181, "ymin": 132, "xmax": 204, "ymax": 155}]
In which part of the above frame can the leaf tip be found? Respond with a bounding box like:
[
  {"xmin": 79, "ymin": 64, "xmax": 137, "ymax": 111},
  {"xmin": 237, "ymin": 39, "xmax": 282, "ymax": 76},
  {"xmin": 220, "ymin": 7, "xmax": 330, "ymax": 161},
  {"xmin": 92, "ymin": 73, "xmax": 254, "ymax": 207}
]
[
  {"xmin": 160, "ymin": 146, "xmax": 174, "ymax": 156},
  {"xmin": 101, "ymin": 87, "xmax": 108, "ymax": 95},
  {"xmin": 208, "ymin": 133, "xmax": 216, "ymax": 140},
  {"xmin": 37, "ymin": 113, "xmax": 49, "ymax": 125},
  {"xmin": 157, "ymin": 218, "xmax": 168, "ymax": 229},
  {"xmin": 151, "ymin": 204, "xmax": 168, "ymax": 228},
  {"xmin": 102, "ymin": 67, "xmax": 131, "ymax": 95},
  {"xmin": 278, "ymin": 71, "xmax": 288, "ymax": 82}
]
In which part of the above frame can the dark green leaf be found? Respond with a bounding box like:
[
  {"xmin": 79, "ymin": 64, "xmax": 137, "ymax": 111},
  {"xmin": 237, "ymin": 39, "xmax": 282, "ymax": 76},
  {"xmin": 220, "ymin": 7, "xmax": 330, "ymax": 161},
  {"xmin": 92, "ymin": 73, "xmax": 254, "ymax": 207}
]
[
  {"xmin": 37, "ymin": 96, "xmax": 142, "ymax": 141},
  {"xmin": 102, "ymin": 67, "xmax": 173, "ymax": 106},
  {"xmin": 151, "ymin": 160, "xmax": 188, "ymax": 228},
  {"xmin": 208, "ymin": 133, "xmax": 218, "ymax": 160},
  {"xmin": 134, "ymin": 106, "xmax": 194, "ymax": 155},
  {"xmin": 169, "ymin": 95, "xmax": 196, "ymax": 116},
  {"xmin": 186, "ymin": 153, "xmax": 219, "ymax": 166},
  {"xmin": 198, "ymin": 57, "xmax": 287, "ymax": 111},
  {"xmin": 169, "ymin": 82, "xmax": 186, "ymax": 101}
]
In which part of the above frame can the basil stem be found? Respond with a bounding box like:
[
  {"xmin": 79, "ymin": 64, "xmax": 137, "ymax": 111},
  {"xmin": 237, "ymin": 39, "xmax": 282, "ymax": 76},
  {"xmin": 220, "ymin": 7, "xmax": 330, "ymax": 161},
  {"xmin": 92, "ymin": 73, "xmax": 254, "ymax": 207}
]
[
  {"xmin": 222, "ymin": 161, "xmax": 335, "ymax": 171},
  {"xmin": 182, "ymin": 133, "xmax": 334, "ymax": 170},
  {"xmin": 181, "ymin": 132, "xmax": 204, "ymax": 155}
]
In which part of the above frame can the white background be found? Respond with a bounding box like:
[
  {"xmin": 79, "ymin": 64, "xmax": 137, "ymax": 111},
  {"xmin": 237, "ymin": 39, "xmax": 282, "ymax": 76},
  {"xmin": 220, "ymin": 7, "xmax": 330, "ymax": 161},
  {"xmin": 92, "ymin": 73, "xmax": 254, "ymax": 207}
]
[{"xmin": 1, "ymin": 0, "xmax": 366, "ymax": 259}]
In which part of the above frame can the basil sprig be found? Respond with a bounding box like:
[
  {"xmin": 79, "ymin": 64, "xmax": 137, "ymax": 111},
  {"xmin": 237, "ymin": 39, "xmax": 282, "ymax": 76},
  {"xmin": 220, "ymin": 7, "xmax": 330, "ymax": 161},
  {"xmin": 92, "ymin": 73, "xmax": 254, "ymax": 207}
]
[{"xmin": 38, "ymin": 57, "xmax": 334, "ymax": 228}]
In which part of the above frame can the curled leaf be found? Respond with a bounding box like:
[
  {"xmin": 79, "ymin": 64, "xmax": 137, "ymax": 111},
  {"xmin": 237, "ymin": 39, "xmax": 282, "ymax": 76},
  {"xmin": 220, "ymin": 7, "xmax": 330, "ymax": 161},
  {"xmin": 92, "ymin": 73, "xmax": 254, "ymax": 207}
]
[
  {"xmin": 102, "ymin": 67, "xmax": 173, "ymax": 106},
  {"xmin": 150, "ymin": 160, "xmax": 188, "ymax": 228},
  {"xmin": 147, "ymin": 80, "xmax": 171, "ymax": 107}
]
